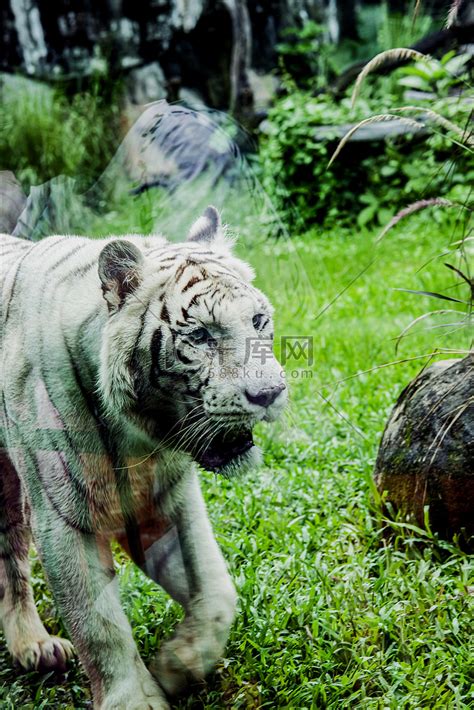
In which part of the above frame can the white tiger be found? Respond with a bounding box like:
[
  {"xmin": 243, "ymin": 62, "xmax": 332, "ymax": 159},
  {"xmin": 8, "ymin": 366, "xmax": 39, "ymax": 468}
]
[{"xmin": 0, "ymin": 206, "xmax": 287, "ymax": 710}]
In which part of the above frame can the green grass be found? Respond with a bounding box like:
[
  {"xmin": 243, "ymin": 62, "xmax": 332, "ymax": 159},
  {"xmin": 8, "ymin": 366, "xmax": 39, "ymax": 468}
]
[
  {"xmin": 0, "ymin": 76, "xmax": 121, "ymax": 190},
  {"xmin": 1, "ymin": 207, "xmax": 473, "ymax": 709}
]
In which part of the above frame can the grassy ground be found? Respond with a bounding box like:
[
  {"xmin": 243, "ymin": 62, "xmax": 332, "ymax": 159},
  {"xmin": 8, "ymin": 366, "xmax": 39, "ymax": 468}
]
[{"xmin": 1, "ymin": 208, "xmax": 473, "ymax": 709}]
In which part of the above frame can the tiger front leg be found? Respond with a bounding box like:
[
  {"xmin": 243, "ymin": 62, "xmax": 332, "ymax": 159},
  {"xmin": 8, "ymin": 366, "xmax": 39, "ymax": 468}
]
[
  {"xmin": 31, "ymin": 507, "xmax": 169, "ymax": 710},
  {"xmin": 0, "ymin": 453, "xmax": 74, "ymax": 673},
  {"xmin": 148, "ymin": 472, "xmax": 237, "ymax": 696}
]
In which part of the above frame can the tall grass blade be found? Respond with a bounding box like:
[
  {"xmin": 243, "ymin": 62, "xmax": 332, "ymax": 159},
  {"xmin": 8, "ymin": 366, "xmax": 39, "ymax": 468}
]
[
  {"xmin": 376, "ymin": 199, "xmax": 458, "ymax": 242},
  {"xmin": 351, "ymin": 48, "xmax": 428, "ymax": 107},
  {"xmin": 392, "ymin": 106, "xmax": 474, "ymax": 146},
  {"xmin": 328, "ymin": 115, "xmax": 423, "ymax": 167},
  {"xmin": 393, "ymin": 288, "xmax": 467, "ymax": 304},
  {"xmin": 446, "ymin": 0, "xmax": 463, "ymax": 28}
]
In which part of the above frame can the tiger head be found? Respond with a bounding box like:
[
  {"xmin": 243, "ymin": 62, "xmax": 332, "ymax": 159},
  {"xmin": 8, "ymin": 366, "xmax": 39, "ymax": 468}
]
[{"xmin": 98, "ymin": 206, "xmax": 287, "ymax": 476}]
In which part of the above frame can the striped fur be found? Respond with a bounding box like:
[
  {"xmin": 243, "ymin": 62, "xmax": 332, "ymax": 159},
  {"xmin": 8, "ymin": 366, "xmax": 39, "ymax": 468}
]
[{"xmin": 0, "ymin": 207, "xmax": 286, "ymax": 709}]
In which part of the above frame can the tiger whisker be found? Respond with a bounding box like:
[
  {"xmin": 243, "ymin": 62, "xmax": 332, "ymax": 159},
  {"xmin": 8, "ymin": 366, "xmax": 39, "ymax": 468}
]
[{"xmin": 113, "ymin": 403, "xmax": 205, "ymax": 470}]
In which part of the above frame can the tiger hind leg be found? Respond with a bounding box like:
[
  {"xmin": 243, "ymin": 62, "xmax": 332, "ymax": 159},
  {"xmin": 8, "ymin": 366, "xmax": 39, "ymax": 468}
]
[{"xmin": 0, "ymin": 451, "xmax": 74, "ymax": 672}]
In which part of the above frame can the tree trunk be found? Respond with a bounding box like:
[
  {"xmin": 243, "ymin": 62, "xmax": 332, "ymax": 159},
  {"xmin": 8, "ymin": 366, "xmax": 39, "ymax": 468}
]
[{"xmin": 336, "ymin": 0, "xmax": 359, "ymax": 42}]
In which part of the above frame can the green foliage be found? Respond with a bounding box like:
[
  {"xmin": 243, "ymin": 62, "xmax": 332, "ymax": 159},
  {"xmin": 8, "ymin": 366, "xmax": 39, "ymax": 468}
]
[
  {"xmin": 277, "ymin": 21, "xmax": 328, "ymax": 86},
  {"xmin": 259, "ymin": 80, "xmax": 473, "ymax": 229},
  {"xmin": 275, "ymin": 21, "xmax": 354, "ymax": 91},
  {"xmin": 395, "ymin": 50, "xmax": 472, "ymax": 97},
  {"xmin": 0, "ymin": 76, "xmax": 122, "ymax": 190},
  {"xmin": 375, "ymin": 2, "xmax": 434, "ymax": 51}
]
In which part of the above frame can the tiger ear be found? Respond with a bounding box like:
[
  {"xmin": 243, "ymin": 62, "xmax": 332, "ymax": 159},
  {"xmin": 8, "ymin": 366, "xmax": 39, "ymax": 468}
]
[
  {"xmin": 187, "ymin": 205, "xmax": 222, "ymax": 242},
  {"xmin": 98, "ymin": 240, "xmax": 144, "ymax": 313}
]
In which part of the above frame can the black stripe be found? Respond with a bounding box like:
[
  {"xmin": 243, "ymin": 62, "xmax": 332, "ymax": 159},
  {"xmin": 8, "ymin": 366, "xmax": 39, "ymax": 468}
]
[
  {"xmin": 0, "ymin": 246, "xmax": 30, "ymax": 257},
  {"xmin": 55, "ymin": 258, "xmax": 97, "ymax": 286},
  {"xmin": 35, "ymin": 235, "xmax": 70, "ymax": 257},
  {"xmin": 12, "ymin": 424, "xmax": 93, "ymax": 534},
  {"xmin": 37, "ymin": 240, "xmax": 88, "ymax": 318},
  {"xmin": 130, "ymin": 309, "xmax": 147, "ymax": 366},
  {"xmin": 182, "ymin": 275, "xmax": 201, "ymax": 292},
  {"xmin": 130, "ymin": 308, "xmax": 149, "ymax": 400},
  {"xmin": 176, "ymin": 351, "xmax": 193, "ymax": 365},
  {"xmin": 184, "ymin": 286, "xmax": 214, "ymax": 310},
  {"xmin": 160, "ymin": 302, "xmax": 170, "ymax": 323},
  {"xmin": 144, "ymin": 246, "xmax": 170, "ymax": 256},
  {"xmin": 3, "ymin": 245, "xmax": 34, "ymax": 323},
  {"xmin": 64, "ymin": 339, "xmax": 107, "ymax": 441},
  {"xmin": 4, "ymin": 236, "xmax": 76, "ymax": 324},
  {"xmin": 177, "ymin": 521, "xmax": 201, "ymax": 596},
  {"xmin": 174, "ymin": 262, "xmax": 189, "ymax": 282},
  {"xmin": 150, "ymin": 327, "xmax": 164, "ymax": 387},
  {"xmin": 48, "ymin": 242, "xmax": 88, "ymax": 271}
]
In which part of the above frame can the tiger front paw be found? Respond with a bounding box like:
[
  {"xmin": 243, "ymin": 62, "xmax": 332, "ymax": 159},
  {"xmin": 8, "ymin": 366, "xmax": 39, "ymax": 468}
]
[
  {"xmin": 13, "ymin": 634, "xmax": 74, "ymax": 673},
  {"xmin": 150, "ymin": 624, "xmax": 222, "ymax": 697},
  {"xmin": 99, "ymin": 674, "xmax": 169, "ymax": 710}
]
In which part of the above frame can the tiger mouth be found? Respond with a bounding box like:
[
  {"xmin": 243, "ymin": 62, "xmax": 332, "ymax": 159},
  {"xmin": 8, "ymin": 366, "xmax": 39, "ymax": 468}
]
[{"xmin": 196, "ymin": 429, "xmax": 255, "ymax": 472}]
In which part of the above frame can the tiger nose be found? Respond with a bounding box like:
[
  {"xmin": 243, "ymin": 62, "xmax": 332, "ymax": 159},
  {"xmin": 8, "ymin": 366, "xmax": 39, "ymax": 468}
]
[{"xmin": 245, "ymin": 384, "xmax": 286, "ymax": 408}]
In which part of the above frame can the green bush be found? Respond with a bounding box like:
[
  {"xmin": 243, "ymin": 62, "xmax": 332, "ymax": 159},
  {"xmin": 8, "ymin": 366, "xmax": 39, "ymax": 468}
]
[
  {"xmin": 0, "ymin": 75, "xmax": 122, "ymax": 190},
  {"xmin": 258, "ymin": 79, "xmax": 473, "ymax": 230}
]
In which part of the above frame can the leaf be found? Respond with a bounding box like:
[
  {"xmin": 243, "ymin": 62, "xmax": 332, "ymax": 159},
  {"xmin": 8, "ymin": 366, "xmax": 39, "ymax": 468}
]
[
  {"xmin": 443, "ymin": 53, "xmax": 471, "ymax": 75},
  {"xmin": 398, "ymin": 76, "xmax": 429, "ymax": 91},
  {"xmin": 357, "ymin": 204, "xmax": 376, "ymax": 228},
  {"xmin": 401, "ymin": 65, "xmax": 436, "ymax": 80},
  {"xmin": 444, "ymin": 263, "xmax": 473, "ymax": 287},
  {"xmin": 393, "ymin": 288, "xmax": 467, "ymax": 304},
  {"xmin": 376, "ymin": 207, "xmax": 394, "ymax": 225},
  {"xmin": 440, "ymin": 50, "xmax": 457, "ymax": 65}
]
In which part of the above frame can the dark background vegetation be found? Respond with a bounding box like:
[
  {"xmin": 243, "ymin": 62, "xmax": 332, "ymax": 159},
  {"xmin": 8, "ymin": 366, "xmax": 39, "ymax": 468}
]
[{"xmin": 1, "ymin": 0, "xmax": 473, "ymax": 227}]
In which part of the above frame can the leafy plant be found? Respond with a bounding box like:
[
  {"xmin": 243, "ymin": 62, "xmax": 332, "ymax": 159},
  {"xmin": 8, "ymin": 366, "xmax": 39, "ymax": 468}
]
[
  {"xmin": 376, "ymin": 2, "xmax": 434, "ymax": 50},
  {"xmin": 395, "ymin": 50, "xmax": 471, "ymax": 97},
  {"xmin": 330, "ymin": 44, "xmax": 473, "ymax": 350},
  {"xmin": 259, "ymin": 75, "xmax": 472, "ymax": 229}
]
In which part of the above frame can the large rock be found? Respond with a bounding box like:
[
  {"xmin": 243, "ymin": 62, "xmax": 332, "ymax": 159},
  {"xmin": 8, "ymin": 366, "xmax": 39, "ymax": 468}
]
[
  {"xmin": 0, "ymin": 171, "xmax": 26, "ymax": 233},
  {"xmin": 374, "ymin": 356, "xmax": 474, "ymax": 545}
]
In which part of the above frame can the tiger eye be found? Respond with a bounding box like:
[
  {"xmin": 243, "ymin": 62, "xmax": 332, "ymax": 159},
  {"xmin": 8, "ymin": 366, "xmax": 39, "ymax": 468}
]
[
  {"xmin": 252, "ymin": 313, "xmax": 266, "ymax": 331},
  {"xmin": 188, "ymin": 327, "xmax": 216, "ymax": 347}
]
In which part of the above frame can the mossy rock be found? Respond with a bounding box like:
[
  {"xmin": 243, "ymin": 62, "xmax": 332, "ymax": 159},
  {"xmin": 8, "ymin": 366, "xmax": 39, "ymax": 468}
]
[{"xmin": 374, "ymin": 355, "xmax": 474, "ymax": 546}]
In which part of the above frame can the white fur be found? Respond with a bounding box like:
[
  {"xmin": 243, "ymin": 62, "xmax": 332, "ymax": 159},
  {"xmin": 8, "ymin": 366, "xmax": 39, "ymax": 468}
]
[{"xmin": 0, "ymin": 208, "xmax": 286, "ymax": 708}]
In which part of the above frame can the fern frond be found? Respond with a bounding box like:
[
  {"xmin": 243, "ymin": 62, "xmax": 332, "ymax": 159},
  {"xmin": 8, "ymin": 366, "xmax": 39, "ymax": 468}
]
[
  {"xmin": 351, "ymin": 48, "xmax": 428, "ymax": 107},
  {"xmin": 328, "ymin": 115, "xmax": 423, "ymax": 168},
  {"xmin": 376, "ymin": 199, "xmax": 457, "ymax": 242}
]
